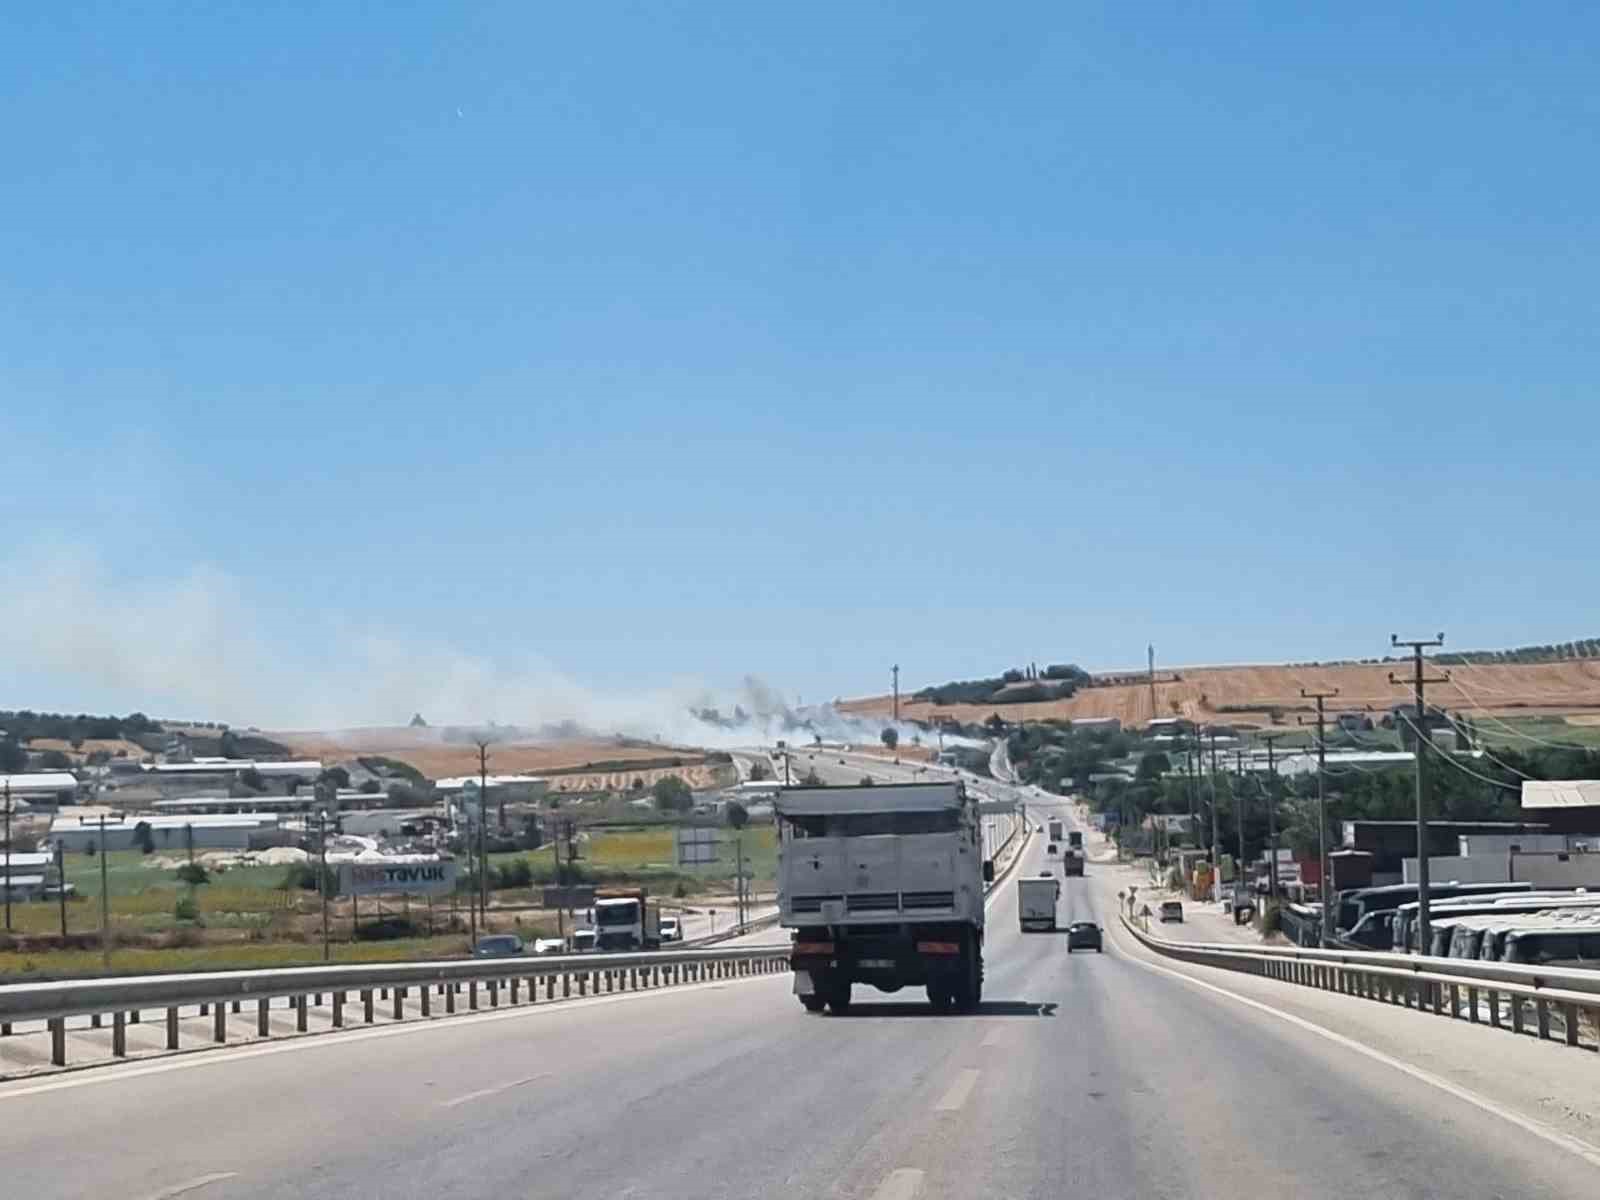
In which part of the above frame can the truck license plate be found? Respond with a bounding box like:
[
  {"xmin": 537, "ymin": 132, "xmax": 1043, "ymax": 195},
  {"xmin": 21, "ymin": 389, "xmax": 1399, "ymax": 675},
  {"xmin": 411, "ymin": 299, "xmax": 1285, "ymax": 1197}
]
[{"xmin": 858, "ymin": 958, "xmax": 895, "ymax": 969}]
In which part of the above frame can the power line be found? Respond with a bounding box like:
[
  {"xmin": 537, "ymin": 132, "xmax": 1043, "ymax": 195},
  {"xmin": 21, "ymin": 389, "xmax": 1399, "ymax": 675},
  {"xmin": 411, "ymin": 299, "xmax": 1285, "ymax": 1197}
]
[
  {"xmin": 1443, "ymin": 669, "xmax": 1595, "ymax": 750},
  {"xmin": 1396, "ymin": 713, "xmax": 1522, "ymax": 792}
]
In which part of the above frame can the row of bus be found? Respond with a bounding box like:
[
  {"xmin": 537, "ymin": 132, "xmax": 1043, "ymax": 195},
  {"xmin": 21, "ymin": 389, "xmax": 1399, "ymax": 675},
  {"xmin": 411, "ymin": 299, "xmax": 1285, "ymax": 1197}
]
[{"xmin": 1333, "ymin": 881, "xmax": 1600, "ymax": 967}]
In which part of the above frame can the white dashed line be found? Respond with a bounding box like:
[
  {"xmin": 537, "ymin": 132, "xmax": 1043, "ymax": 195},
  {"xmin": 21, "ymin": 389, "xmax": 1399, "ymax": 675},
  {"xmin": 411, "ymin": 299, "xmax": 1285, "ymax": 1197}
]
[
  {"xmin": 934, "ymin": 1067, "xmax": 978, "ymax": 1112},
  {"xmin": 981, "ymin": 1028, "xmax": 1007, "ymax": 1048},
  {"xmin": 142, "ymin": 1173, "xmax": 238, "ymax": 1200},
  {"xmin": 440, "ymin": 1072, "xmax": 550, "ymax": 1108},
  {"xmin": 869, "ymin": 1167, "xmax": 924, "ymax": 1200}
]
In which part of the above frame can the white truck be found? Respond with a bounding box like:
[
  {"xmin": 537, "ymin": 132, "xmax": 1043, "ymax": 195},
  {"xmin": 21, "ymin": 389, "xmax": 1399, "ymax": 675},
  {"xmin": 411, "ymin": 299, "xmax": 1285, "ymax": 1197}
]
[
  {"xmin": 591, "ymin": 889, "xmax": 662, "ymax": 951},
  {"xmin": 1017, "ymin": 876, "xmax": 1060, "ymax": 932},
  {"xmin": 1048, "ymin": 818, "xmax": 1064, "ymax": 843},
  {"xmin": 777, "ymin": 782, "xmax": 991, "ymax": 1015}
]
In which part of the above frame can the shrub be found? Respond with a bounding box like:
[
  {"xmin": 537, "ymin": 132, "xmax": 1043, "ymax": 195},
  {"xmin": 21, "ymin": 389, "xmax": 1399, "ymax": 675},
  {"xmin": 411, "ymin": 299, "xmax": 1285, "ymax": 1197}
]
[
  {"xmin": 175, "ymin": 863, "xmax": 210, "ymax": 887},
  {"xmin": 173, "ymin": 894, "xmax": 201, "ymax": 922},
  {"xmin": 725, "ymin": 800, "xmax": 749, "ymax": 828},
  {"xmin": 356, "ymin": 916, "xmax": 422, "ymax": 941}
]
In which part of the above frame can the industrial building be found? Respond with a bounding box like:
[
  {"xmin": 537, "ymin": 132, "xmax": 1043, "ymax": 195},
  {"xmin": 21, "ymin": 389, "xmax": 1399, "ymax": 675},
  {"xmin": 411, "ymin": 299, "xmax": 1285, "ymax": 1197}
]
[
  {"xmin": 48, "ymin": 812, "xmax": 285, "ymax": 853},
  {"xmin": 0, "ymin": 771, "xmax": 80, "ymax": 806}
]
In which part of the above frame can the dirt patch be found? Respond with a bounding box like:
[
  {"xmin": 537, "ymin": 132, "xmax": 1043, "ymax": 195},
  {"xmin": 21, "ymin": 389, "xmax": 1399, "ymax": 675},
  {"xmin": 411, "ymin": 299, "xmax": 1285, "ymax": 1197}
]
[
  {"xmin": 270, "ymin": 727, "xmax": 711, "ymax": 782},
  {"xmin": 842, "ymin": 660, "xmax": 1600, "ymax": 728}
]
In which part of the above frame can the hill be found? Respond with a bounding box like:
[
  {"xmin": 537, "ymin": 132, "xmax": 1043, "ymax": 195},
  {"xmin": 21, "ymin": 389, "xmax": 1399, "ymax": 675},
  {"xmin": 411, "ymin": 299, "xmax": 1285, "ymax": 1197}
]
[
  {"xmin": 841, "ymin": 659, "xmax": 1600, "ymax": 729},
  {"xmin": 271, "ymin": 727, "xmax": 732, "ymax": 794}
]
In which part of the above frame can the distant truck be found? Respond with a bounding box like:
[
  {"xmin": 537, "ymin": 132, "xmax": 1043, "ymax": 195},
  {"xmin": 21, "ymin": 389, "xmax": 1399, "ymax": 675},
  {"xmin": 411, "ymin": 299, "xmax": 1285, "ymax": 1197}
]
[
  {"xmin": 1017, "ymin": 876, "xmax": 1060, "ymax": 932},
  {"xmin": 592, "ymin": 888, "xmax": 662, "ymax": 951},
  {"xmin": 1048, "ymin": 818, "xmax": 1064, "ymax": 843},
  {"xmin": 778, "ymin": 782, "xmax": 990, "ymax": 1015},
  {"xmin": 1062, "ymin": 828, "xmax": 1085, "ymax": 876}
]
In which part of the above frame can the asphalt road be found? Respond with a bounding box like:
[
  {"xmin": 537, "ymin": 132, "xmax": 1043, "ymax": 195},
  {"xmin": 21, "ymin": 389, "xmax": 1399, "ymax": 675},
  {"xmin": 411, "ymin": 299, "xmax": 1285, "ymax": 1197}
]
[{"xmin": 4, "ymin": 798, "xmax": 1598, "ymax": 1198}]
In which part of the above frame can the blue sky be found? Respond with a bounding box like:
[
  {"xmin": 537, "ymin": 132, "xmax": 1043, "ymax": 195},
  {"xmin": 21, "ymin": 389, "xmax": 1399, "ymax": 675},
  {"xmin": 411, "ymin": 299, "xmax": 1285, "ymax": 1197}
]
[{"xmin": 3, "ymin": 4, "xmax": 1597, "ymax": 726}]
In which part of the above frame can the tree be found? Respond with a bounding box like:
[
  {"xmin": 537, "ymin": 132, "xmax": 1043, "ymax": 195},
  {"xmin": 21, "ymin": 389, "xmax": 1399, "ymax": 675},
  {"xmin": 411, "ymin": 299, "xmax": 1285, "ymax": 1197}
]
[
  {"xmin": 175, "ymin": 862, "xmax": 209, "ymax": 887},
  {"xmin": 726, "ymin": 800, "xmax": 749, "ymax": 829},
  {"xmin": 652, "ymin": 775, "xmax": 694, "ymax": 814},
  {"xmin": 858, "ymin": 775, "xmax": 875, "ymax": 786},
  {"xmin": 0, "ymin": 740, "xmax": 28, "ymax": 773},
  {"xmin": 802, "ymin": 767, "xmax": 823, "ymax": 786},
  {"xmin": 132, "ymin": 821, "xmax": 156, "ymax": 855},
  {"xmin": 238, "ymin": 767, "xmax": 267, "ymax": 792},
  {"xmin": 320, "ymin": 766, "xmax": 351, "ymax": 790},
  {"xmin": 1136, "ymin": 752, "xmax": 1170, "ymax": 781},
  {"xmin": 880, "ymin": 727, "xmax": 899, "ymax": 751},
  {"xmin": 984, "ymin": 713, "xmax": 1007, "ymax": 735},
  {"xmin": 747, "ymin": 759, "xmax": 771, "ymax": 782},
  {"xmin": 36, "ymin": 749, "xmax": 72, "ymax": 770},
  {"xmin": 359, "ymin": 778, "xmax": 382, "ymax": 794}
]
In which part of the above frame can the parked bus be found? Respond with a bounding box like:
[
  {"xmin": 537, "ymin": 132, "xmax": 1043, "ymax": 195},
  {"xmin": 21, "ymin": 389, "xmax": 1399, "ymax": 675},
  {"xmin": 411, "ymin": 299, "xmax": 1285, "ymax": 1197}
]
[
  {"xmin": 1500, "ymin": 923, "xmax": 1600, "ymax": 967},
  {"xmin": 1393, "ymin": 891, "xmax": 1600, "ymax": 954},
  {"xmin": 1335, "ymin": 882, "xmax": 1536, "ymax": 948}
]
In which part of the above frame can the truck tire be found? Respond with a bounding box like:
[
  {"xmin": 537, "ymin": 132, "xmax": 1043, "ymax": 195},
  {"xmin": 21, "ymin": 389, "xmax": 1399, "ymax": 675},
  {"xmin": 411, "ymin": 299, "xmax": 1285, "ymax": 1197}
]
[
  {"xmin": 954, "ymin": 941, "xmax": 982, "ymax": 1013},
  {"xmin": 826, "ymin": 980, "xmax": 852, "ymax": 1016},
  {"xmin": 926, "ymin": 983, "xmax": 953, "ymax": 1012},
  {"xmin": 799, "ymin": 994, "xmax": 827, "ymax": 1013}
]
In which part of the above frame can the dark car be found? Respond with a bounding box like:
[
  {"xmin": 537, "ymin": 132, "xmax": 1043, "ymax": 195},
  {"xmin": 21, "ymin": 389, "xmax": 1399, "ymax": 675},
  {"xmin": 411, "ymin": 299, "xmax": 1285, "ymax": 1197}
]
[
  {"xmin": 1159, "ymin": 900, "xmax": 1184, "ymax": 923},
  {"xmin": 1066, "ymin": 921, "xmax": 1103, "ymax": 952},
  {"xmin": 472, "ymin": 934, "xmax": 525, "ymax": 958}
]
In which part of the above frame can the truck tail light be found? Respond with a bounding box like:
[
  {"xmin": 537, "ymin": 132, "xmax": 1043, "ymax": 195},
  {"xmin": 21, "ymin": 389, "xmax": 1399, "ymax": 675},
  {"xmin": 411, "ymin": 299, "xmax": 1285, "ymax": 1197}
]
[
  {"xmin": 792, "ymin": 941, "xmax": 834, "ymax": 956},
  {"xmin": 917, "ymin": 941, "xmax": 961, "ymax": 956}
]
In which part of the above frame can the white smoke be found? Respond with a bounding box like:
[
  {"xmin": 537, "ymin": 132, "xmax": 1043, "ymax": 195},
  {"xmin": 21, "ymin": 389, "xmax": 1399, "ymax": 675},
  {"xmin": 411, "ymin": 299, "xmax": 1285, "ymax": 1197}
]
[{"xmin": 0, "ymin": 544, "xmax": 960, "ymax": 749}]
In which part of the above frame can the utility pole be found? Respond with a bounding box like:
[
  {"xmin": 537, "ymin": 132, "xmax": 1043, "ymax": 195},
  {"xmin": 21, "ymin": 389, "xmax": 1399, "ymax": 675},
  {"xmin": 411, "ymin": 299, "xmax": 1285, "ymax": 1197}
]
[
  {"xmin": 736, "ymin": 834, "xmax": 746, "ymax": 930},
  {"xmin": 1205, "ymin": 729, "xmax": 1221, "ymax": 903},
  {"xmin": 55, "ymin": 842, "xmax": 67, "ymax": 937},
  {"xmin": 318, "ymin": 809, "xmax": 331, "ymax": 962},
  {"xmin": 1391, "ymin": 633, "xmax": 1448, "ymax": 959},
  {"xmin": 1259, "ymin": 732, "xmax": 1289, "ymax": 908},
  {"xmin": 1232, "ymin": 748, "xmax": 1246, "ymax": 887},
  {"xmin": 1147, "ymin": 644, "xmax": 1157, "ymax": 721},
  {"xmin": 3, "ymin": 780, "xmax": 11, "ymax": 933},
  {"xmin": 475, "ymin": 738, "xmax": 492, "ymax": 937},
  {"xmin": 1299, "ymin": 687, "xmax": 1340, "ymax": 945},
  {"xmin": 98, "ymin": 813, "xmax": 111, "ymax": 968},
  {"xmin": 892, "ymin": 664, "xmax": 900, "ymax": 724}
]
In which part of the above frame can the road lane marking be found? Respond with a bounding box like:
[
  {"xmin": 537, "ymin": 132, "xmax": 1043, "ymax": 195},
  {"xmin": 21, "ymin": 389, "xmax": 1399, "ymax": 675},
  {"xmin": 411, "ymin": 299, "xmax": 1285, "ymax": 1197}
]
[
  {"xmin": 869, "ymin": 1168, "xmax": 924, "ymax": 1200},
  {"xmin": 441, "ymin": 1073, "xmax": 549, "ymax": 1108},
  {"xmin": 934, "ymin": 1067, "xmax": 978, "ymax": 1112},
  {"xmin": 0, "ymin": 971, "xmax": 783, "ymax": 1102},
  {"xmin": 1118, "ymin": 934, "xmax": 1600, "ymax": 1170},
  {"xmin": 142, "ymin": 1173, "xmax": 238, "ymax": 1200},
  {"xmin": 981, "ymin": 1028, "xmax": 1007, "ymax": 1048}
]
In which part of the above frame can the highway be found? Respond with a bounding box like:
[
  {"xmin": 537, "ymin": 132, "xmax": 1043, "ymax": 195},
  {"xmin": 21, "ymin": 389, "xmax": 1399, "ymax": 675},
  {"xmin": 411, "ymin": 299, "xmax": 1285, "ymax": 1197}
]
[{"xmin": 5, "ymin": 795, "xmax": 1600, "ymax": 1197}]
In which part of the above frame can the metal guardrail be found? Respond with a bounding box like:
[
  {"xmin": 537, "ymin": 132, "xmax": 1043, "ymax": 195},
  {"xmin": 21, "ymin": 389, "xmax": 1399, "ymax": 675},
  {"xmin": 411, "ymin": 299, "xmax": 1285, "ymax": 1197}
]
[
  {"xmin": 0, "ymin": 945, "xmax": 790, "ymax": 1071},
  {"xmin": 1123, "ymin": 916, "xmax": 1600, "ymax": 1053}
]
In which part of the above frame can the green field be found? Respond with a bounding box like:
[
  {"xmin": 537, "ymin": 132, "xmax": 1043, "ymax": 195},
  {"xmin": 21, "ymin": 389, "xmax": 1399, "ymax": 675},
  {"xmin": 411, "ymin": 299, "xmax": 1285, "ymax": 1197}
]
[
  {"xmin": 0, "ymin": 824, "xmax": 772, "ymax": 980},
  {"xmin": 0, "ymin": 934, "xmax": 477, "ymax": 982},
  {"xmin": 1468, "ymin": 715, "xmax": 1600, "ymax": 750}
]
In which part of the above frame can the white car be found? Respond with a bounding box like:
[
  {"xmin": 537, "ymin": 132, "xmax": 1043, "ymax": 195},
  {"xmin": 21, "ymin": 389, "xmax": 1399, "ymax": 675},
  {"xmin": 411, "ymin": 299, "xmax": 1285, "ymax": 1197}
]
[
  {"xmin": 660, "ymin": 916, "xmax": 682, "ymax": 942},
  {"xmin": 533, "ymin": 937, "xmax": 568, "ymax": 955}
]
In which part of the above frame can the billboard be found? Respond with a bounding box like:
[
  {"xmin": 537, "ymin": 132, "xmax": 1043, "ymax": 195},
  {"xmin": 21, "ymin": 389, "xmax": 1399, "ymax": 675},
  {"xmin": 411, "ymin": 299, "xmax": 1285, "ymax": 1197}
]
[
  {"xmin": 339, "ymin": 860, "xmax": 457, "ymax": 897},
  {"xmin": 676, "ymin": 826, "xmax": 719, "ymax": 865}
]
